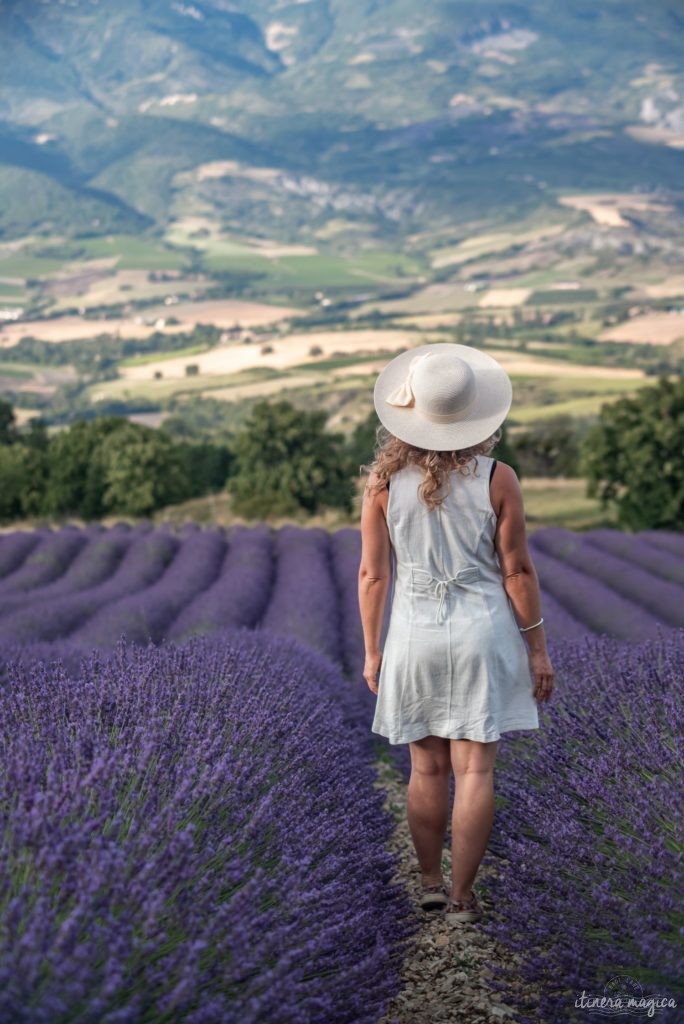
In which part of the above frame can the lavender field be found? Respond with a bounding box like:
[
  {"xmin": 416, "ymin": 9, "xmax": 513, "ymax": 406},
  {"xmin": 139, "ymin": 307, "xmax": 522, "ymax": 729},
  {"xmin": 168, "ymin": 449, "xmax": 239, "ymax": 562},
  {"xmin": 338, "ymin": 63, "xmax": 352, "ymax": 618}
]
[
  {"xmin": 0, "ymin": 522, "xmax": 682, "ymax": 1022},
  {"xmin": 0, "ymin": 522, "xmax": 681, "ymax": 657}
]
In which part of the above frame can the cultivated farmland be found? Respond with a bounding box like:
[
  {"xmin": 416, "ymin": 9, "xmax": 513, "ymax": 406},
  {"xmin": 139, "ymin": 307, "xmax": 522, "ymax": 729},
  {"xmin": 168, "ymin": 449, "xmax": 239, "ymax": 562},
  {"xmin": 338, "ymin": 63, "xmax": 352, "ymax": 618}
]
[{"xmin": 0, "ymin": 517, "xmax": 681, "ymax": 1022}]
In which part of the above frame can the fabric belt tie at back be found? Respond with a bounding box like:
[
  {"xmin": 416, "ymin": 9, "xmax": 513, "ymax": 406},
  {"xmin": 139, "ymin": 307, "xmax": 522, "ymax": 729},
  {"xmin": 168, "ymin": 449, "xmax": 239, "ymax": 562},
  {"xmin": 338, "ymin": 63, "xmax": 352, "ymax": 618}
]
[{"xmin": 410, "ymin": 565, "xmax": 481, "ymax": 623}]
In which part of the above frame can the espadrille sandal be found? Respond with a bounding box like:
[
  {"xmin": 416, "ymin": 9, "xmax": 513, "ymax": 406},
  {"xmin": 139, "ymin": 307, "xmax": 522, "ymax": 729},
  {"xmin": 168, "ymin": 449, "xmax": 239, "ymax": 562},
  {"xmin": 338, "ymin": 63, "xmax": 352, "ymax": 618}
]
[
  {"xmin": 445, "ymin": 889, "xmax": 483, "ymax": 924},
  {"xmin": 419, "ymin": 882, "xmax": 449, "ymax": 912}
]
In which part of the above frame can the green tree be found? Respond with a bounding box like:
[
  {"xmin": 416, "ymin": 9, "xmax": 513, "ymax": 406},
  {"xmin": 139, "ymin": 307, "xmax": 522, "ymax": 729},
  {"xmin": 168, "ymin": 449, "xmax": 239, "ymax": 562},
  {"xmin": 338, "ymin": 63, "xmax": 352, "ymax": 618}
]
[
  {"xmin": 98, "ymin": 423, "xmax": 190, "ymax": 516},
  {"xmin": 21, "ymin": 417, "xmax": 50, "ymax": 451},
  {"xmin": 227, "ymin": 400, "xmax": 355, "ymax": 518},
  {"xmin": 581, "ymin": 377, "xmax": 684, "ymax": 530},
  {"xmin": 0, "ymin": 398, "xmax": 18, "ymax": 445},
  {"xmin": 513, "ymin": 416, "xmax": 581, "ymax": 478},
  {"xmin": 0, "ymin": 443, "xmax": 49, "ymax": 520},
  {"xmin": 346, "ymin": 410, "xmax": 380, "ymax": 479},
  {"xmin": 490, "ymin": 422, "xmax": 522, "ymax": 478},
  {"xmin": 43, "ymin": 417, "xmax": 129, "ymax": 519},
  {"xmin": 174, "ymin": 439, "xmax": 233, "ymax": 497}
]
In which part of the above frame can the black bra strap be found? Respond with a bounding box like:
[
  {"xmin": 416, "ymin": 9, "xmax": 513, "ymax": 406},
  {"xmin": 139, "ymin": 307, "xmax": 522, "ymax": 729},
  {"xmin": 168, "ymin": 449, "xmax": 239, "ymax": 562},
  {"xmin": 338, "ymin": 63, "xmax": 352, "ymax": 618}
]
[{"xmin": 489, "ymin": 459, "xmax": 497, "ymax": 483}]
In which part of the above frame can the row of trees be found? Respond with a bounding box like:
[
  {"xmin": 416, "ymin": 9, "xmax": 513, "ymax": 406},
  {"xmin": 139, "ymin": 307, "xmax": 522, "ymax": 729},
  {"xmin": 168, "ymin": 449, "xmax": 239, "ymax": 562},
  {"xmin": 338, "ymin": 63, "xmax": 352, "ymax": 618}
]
[
  {"xmin": 0, "ymin": 376, "xmax": 681, "ymax": 529},
  {"xmin": 0, "ymin": 406, "xmax": 230, "ymax": 521}
]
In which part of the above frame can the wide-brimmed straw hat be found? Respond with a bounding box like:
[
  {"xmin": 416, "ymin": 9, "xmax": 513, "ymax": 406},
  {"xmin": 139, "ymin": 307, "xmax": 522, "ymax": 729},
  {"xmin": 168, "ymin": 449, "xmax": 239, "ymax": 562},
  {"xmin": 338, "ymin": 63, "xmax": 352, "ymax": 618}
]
[{"xmin": 373, "ymin": 343, "xmax": 512, "ymax": 451}]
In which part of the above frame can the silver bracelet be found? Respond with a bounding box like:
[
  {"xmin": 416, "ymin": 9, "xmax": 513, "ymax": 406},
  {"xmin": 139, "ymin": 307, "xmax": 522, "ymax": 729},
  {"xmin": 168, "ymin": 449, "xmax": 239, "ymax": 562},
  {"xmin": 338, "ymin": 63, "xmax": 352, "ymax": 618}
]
[{"xmin": 519, "ymin": 616, "xmax": 544, "ymax": 633}]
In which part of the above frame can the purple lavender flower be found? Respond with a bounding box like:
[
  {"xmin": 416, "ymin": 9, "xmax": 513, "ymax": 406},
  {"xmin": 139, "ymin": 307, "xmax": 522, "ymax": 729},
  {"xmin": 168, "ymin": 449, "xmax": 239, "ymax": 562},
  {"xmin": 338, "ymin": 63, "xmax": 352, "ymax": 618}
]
[
  {"xmin": 260, "ymin": 525, "xmax": 342, "ymax": 663},
  {"xmin": 0, "ymin": 530, "xmax": 180, "ymax": 645},
  {"xmin": 480, "ymin": 628, "xmax": 683, "ymax": 1024},
  {"xmin": 73, "ymin": 528, "xmax": 226, "ymax": 648},
  {"xmin": 531, "ymin": 527, "xmax": 684, "ymax": 629},
  {"xmin": 167, "ymin": 525, "xmax": 274, "ymax": 642},
  {"xmin": 0, "ymin": 631, "xmax": 417, "ymax": 1023}
]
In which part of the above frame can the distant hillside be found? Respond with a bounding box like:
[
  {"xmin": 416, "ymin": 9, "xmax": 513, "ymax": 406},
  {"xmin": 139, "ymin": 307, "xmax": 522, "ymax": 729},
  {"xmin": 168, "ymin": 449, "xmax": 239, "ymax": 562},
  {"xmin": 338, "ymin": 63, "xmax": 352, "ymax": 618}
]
[{"xmin": 1, "ymin": 0, "xmax": 683, "ymax": 242}]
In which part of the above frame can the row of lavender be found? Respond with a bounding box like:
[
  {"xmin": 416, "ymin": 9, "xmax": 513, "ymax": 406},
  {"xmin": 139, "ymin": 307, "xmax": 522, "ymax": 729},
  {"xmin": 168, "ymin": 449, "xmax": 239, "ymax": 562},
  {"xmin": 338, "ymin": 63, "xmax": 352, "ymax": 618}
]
[
  {"xmin": 483, "ymin": 630, "xmax": 683, "ymax": 1023},
  {"xmin": 1, "ymin": 522, "xmax": 682, "ymax": 1021},
  {"xmin": 0, "ymin": 630, "xmax": 417, "ymax": 1023},
  {"xmin": 0, "ymin": 524, "xmax": 682, "ymax": 657}
]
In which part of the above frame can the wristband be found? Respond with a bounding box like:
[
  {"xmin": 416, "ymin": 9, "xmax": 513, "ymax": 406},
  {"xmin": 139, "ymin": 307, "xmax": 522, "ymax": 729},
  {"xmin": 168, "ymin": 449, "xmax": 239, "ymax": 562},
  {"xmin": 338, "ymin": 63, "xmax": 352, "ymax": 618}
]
[{"xmin": 519, "ymin": 616, "xmax": 544, "ymax": 633}]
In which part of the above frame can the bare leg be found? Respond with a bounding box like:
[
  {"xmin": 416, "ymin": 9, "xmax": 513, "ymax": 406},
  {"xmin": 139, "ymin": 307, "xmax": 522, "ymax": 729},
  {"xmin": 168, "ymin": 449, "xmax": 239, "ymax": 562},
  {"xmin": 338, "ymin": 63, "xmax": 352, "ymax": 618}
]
[
  {"xmin": 407, "ymin": 736, "xmax": 451, "ymax": 885},
  {"xmin": 449, "ymin": 739, "xmax": 498, "ymax": 900}
]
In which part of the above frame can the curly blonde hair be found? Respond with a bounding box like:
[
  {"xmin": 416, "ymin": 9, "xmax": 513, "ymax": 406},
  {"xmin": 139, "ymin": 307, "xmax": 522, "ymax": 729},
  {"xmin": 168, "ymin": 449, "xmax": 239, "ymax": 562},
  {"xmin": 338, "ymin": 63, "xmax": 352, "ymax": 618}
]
[{"xmin": 360, "ymin": 424, "xmax": 502, "ymax": 511}]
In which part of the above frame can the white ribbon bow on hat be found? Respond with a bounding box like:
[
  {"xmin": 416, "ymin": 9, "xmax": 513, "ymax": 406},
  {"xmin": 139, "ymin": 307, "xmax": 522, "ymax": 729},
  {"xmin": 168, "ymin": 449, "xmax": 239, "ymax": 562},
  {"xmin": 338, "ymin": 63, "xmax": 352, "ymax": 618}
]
[{"xmin": 385, "ymin": 351, "xmax": 434, "ymax": 407}]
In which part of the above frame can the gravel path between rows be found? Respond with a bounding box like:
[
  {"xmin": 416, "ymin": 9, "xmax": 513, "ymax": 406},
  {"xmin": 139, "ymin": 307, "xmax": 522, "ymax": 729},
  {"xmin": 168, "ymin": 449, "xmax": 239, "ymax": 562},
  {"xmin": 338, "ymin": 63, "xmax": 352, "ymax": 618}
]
[{"xmin": 373, "ymin": 757, "xmax": 541, "ymax": 1024}]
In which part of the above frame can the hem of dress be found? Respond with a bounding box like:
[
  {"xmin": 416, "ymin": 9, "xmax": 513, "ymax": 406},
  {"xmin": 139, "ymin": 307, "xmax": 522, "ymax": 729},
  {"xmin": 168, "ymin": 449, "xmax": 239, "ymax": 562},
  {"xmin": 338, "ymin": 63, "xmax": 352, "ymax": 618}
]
[{"xmin": 371, "ymin": 718, "xmax": 540, "ymax": 745}]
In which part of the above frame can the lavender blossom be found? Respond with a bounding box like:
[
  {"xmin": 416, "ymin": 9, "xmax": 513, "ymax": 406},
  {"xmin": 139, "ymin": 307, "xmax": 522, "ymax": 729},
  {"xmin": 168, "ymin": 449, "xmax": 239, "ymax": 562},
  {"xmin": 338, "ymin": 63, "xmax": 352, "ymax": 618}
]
[{"xmin": 0, "ymin": 631, "xmax": 417, "ymax": 1023}]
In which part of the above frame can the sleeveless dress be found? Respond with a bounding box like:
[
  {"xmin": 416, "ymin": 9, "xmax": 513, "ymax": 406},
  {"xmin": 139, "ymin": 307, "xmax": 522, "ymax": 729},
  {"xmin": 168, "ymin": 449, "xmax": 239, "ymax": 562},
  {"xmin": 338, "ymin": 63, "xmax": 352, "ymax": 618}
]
[{"xmin": 371, "ymin": 454, "xmax": 539, "ymax": 744}]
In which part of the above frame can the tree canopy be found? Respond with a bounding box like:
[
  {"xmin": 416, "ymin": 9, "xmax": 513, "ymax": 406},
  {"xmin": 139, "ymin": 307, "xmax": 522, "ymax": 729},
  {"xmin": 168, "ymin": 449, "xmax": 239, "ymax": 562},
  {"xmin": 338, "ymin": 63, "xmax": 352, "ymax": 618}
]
[
  {"xmin": 581, "ymin": 376, "xmax": 684, "ymax": 531},
  {"xmin": 226, "ymin": 400, "xmax": 356, "ymax": 518}
]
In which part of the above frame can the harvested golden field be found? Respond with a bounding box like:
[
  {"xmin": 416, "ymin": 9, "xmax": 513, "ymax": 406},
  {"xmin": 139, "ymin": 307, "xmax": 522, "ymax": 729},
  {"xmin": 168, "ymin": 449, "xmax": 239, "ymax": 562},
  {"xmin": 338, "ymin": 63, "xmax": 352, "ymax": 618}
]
[
  {"xmin": 0, "ymin": 316, "xmax": 187, "ymax": 346},
  {"xmin": 394, "ymin": 313, "xmax": 463, "ymax": 328},
  {"xmin": 118, "ymin": 329, "xmax": 422, "ymax": 381},
  {"xmin": 639, "ymin": 277, "xmax": 684, "ymax": 299},
  {"xmin": 429, "ymin": 223, "xmax": 566, "ymax": 268},
  {"xmin": 0, "ymin": 300, "xmax": 302, "ymax": 347},
  {"xmin": 558, "ymin": 192, "xmax": 676, "ymax": 227},
  {"xmin": 478, "ymin": 287, "xmax": 533, "ymax": 307},
  {"xmin": 598, "ymin": 311, "xmax": 684, "ymax": 345},
  {"xmin": 479, "ymin": 349, "xmax": 645, "ymax": 379}
]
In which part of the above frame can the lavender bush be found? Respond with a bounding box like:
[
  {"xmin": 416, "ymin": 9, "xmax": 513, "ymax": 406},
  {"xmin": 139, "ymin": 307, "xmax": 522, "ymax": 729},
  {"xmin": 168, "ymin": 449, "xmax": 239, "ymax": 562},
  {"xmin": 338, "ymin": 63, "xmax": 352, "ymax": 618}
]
[
  {"xmin": 531, "ymin": 528, "xmax": 684, "ymax": 629},
  {"xmin": 260, "ymin": 526, "xmax": 342, "ymax": 663},
  {"xmin": 527, "ymin": 546, "xmax": 665, "ymax": 641},
  {"xmin": 584, "ymin": 530, "xmax": 684, "ymax": 587},
  {"xmin": 328, "ymin": 527, "xmax": 405, "ymax": 772},
  {"xmin": 167, "ymin": 525, "xmax": 274, "ymax": 642},
  {"xmin": 640, "ymin": 531, "xmax": 684, "ymax": 558},
  {"xmin": 0, "ymin": 527, "xmax": 88, "ymax": 595},
  {"xmin": 70, "ymin": 529, "xmax": 224, "ymax": 647},
  {"xmin": 0, "ymin": 531, "xmax": 181, "ymax": 645},
  {"xmin": 0, "ymin": 630, "xmax": 416, "ymax": 1024},
  {"xmin": 482, "ymin": 629, "xmax": 683, "ymax": 1023},
  {"xmin": 329, "ymin": 528, "xmax": 365, "ymax": 679},
  {"xmin": 523, "ymin": 584, "xmax": 588, "ymax": 641},
  {"xmin": 0, "ymin": 529, "xmax": 46, "ymax": 581},
  {"xmin": 0, "ymin": 526, "xmax": 132, "ymax": 618}
]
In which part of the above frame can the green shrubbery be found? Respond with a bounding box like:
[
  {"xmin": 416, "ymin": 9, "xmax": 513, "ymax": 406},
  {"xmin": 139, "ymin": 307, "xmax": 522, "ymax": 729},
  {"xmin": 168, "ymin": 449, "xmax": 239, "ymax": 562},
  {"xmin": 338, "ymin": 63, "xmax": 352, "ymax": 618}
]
[
  {"xmin": 0, "ymin": 402, "xmax": 231, "ymax": 522},
  {"xmin": 581, "ymin": 376, "xmax": 684, "ymax": 531},
  {"xmin": 226, "ymin": 400, "xmax": 356, "ymax": 518},
  {"xmin": 2, "ymin": 376, "xmax": 680, "ymax": 527}
]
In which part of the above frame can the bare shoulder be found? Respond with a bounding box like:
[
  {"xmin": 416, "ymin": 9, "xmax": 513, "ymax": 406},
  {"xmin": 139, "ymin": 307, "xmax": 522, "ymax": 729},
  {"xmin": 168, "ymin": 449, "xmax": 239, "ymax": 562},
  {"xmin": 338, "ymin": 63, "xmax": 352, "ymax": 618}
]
[
  {"xmin": 491, "ymin": 460, "xmax": 521, "ymax": 489},
  {"xmin": 489, "ymin": 460, "xmax": 523, "ymax": 517},
  {"xmin": 364, "ymin": 469, "xmax": 386, "ymax": 492},
  {"xmin": 363, "ymin": 470, "xmax": 389, "ymax": 510}
]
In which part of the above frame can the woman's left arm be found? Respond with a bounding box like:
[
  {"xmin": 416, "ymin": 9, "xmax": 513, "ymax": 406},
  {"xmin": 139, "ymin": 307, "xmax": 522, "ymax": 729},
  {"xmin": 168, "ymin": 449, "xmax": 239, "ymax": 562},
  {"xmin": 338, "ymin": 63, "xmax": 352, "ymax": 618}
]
[{"xmin": 358, "ymin": 473, "xmax": 391, "ymax": 694}]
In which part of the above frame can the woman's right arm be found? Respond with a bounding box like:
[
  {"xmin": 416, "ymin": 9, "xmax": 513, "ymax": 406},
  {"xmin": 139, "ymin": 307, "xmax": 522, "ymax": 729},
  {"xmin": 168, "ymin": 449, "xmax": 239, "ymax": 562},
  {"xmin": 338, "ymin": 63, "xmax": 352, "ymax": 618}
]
[{"xmin": 490, "ymin": 462, "xmax": 555, "ymax": 702}]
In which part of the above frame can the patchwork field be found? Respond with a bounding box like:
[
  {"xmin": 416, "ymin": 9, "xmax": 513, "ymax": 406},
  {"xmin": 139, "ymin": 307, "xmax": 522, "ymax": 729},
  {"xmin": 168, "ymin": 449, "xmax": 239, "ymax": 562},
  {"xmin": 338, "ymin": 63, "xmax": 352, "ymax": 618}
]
[
  {"xmin": 598, "ymin": 311, "xmax": 684, "ymax": 345},
  {"xmin": 0, "ymin": 299, "xmax": 304, "ymax": 346},
  {"xmin": 557, "ymin": 192, "xmax": 677, "ymax": 227},
  {"xmin": 47, "ymin": 268, "xmax": 215, "ymax": 312},
  {"xmin": 116, "ymin": 328, "xmax": 424, "ymax": 381}
]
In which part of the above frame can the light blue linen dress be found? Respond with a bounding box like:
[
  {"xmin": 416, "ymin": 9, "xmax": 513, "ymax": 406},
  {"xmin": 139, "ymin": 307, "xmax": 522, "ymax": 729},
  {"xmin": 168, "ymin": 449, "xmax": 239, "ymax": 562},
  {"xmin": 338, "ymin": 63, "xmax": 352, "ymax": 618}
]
[{"xmin": 371, "ymin": 454, "xmax": 539, "ymax": 744}]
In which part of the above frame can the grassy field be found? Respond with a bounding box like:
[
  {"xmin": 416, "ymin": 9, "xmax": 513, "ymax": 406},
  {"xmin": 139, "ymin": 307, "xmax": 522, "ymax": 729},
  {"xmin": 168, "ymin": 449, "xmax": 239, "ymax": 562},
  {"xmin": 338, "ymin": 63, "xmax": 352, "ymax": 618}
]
[
  {"xmin": 520, "ymin": 477, "xmax": 617, "ymax": 530},
  {"xmin": 144, "ymin": 474, "xmax": 615, "ymax": 532},
  {"xmin": 118, "ymin": 343, "xmax": 213, "ymax": 368}
]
